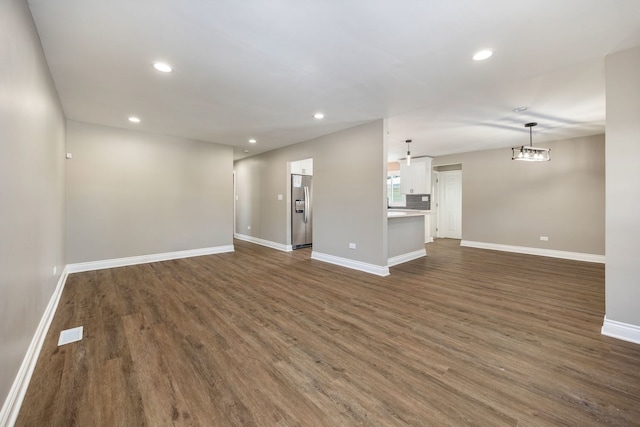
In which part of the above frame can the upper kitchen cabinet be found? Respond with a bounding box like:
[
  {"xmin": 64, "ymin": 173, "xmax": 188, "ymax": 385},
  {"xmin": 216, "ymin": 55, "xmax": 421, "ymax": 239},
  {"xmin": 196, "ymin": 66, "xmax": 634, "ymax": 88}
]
[{"xmin": 400, "ymin": 157, "xmax": 432, "ymax": 194}]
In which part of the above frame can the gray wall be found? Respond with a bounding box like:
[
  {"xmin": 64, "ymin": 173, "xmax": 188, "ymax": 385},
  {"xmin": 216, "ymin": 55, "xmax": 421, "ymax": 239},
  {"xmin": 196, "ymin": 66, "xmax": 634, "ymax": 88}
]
[
  {"xmin": 0, "ymin": 0, "xmax": 66, "ymax": 408},
  {"xmin": 66, "ymin": 121, "xmax": 234, "ymax": 263},
  {"xmin": 235, "ymin": 156, "xmax": 268, "ymax": 240},
  {"xmin": 235, "ymin": 120, "xmax": 388, "ymax": 267},
  {"xmin": 433, "ymin": 134, "xmax": 605, "ymax": 255},
  {"xmin": 605, "ymin": 46, "xmax": 640, "ymax": 327},
  {"xmin": 388, "ymin": 216, "xmax": 425, "ymax": 258}
]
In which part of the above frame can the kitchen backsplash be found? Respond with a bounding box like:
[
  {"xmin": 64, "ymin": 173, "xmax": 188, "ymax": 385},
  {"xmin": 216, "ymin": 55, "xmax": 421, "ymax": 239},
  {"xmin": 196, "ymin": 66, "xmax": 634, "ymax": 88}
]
[{"xmin": 405, "ymin": 194, "xmax": 430, "ymax": 210}]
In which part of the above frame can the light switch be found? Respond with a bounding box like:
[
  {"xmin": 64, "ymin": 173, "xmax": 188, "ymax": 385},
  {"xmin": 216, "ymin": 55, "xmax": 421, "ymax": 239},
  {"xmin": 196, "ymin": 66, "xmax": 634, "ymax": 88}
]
[{"xmin": 277, "ymin": 194, "xmax": 283, "ymax": 200}]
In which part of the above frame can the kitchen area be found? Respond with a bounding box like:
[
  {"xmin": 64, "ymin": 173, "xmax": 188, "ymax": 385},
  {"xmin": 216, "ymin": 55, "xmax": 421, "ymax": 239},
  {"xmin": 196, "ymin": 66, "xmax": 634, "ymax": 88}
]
[
  {"xmin": 387, "ymin": 156, "xmax": 433, "ymax": 266},
  {"xmin": 286, "ymin": 153, "xmax": 434, "ymax": 269}
]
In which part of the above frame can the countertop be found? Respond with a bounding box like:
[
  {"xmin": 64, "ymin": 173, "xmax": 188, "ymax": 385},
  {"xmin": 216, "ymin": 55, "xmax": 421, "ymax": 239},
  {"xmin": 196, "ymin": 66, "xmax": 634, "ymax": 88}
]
[
  {"xmin": 388, "ymin": 207, "xmax": 431, "ymax": 212},
  {"xmin": 387, "ymin": 210, "xmax": 428, "ymax": 218}
]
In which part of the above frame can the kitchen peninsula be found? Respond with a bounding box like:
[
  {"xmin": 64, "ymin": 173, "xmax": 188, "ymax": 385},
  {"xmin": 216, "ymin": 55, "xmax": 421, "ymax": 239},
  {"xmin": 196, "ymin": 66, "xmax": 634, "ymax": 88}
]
[{"xmin": 387, "ymin": 210, "xmax": 427, "ymax": 266}]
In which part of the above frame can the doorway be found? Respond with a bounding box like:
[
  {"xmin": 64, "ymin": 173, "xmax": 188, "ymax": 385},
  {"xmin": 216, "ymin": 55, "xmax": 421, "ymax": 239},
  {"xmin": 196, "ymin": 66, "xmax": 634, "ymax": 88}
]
[
  {"xmin": 288, "ymin": 158, "xmax": 313, "ymax": 249},
  {"xmin": 434, "ymin": 166, "xmax": 462, "ymax": 239}
]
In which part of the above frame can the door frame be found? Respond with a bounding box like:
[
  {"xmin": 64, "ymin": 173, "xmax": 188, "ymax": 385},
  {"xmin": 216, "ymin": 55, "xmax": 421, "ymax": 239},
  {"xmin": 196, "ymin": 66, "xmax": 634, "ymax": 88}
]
[
  {"xmin": 287, "ymin": 158, "xmax": 314, "ymax": 250},
  {"xmin": 436, "ymin": 169, "xmax": 462, "ymax": 239}
]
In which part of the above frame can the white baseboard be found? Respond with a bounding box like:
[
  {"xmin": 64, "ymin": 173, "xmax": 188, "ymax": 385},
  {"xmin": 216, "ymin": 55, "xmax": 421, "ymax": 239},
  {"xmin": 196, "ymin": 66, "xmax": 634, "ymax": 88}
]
[
  {"xmin": 601, "ymin": 317, "xmax": 640, "ymax": 345},
  {"xmin": 460, "ymin": 240, "xmax": 605, "ymax": 263},
  {"xmin": 0, "ymin": 267, "xmax": 69, "ymax": 427},
  {"xmin": 234, "ymin": 233, "xmax": 292, "ymax": 252},
  {"xmin": 388, "ymin": 248, "xmax": 427, "ymax": 267},
  {"xmin": 66, "ymin": 245, "xmax": 234, "ymax": 273},
  {"xmin": 311, "ymin": 251, "xmax": 390, "ymax": 276}
]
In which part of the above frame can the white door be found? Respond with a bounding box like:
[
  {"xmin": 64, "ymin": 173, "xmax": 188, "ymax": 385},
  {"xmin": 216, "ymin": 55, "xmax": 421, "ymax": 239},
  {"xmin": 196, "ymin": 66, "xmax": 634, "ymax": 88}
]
[{"xmin": 438, "ymin": 170, "xmax": 462, "ymax": 239}]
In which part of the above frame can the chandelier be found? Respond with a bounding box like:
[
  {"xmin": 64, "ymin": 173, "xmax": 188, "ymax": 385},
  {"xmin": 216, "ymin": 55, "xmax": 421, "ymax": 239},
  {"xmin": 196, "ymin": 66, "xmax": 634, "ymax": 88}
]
[{"xmin": 512, "ymin": 122, "xmax": 550, "ymax": 161}]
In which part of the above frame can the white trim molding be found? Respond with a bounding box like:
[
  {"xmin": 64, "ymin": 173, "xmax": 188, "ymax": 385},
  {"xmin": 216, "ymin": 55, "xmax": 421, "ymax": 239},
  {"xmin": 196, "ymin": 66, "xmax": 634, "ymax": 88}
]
[
  {"xmin": 602, "ymin": 317, "xmax": 640, "ymax": 345},
  {"xmin": 460, "ymin": 240, "xmax": 605, "ymax": 264},
  {"xmin": 0, "ymin": 267, "xmax": 69, "ymax": 427},
  {"xmin": 311, "ymin": 251, "xmax": 390, "ymax": 276},
  {"xmin": 388, "ymin": 248, "xmax": 427, "ymax": 267},
  {"xmin": 67, "ymin": 245, "xmax": 234, "ymax": 273},
  {"xmin": 234, "ymin": 233, "xmax": 292, "ymax": 252}
]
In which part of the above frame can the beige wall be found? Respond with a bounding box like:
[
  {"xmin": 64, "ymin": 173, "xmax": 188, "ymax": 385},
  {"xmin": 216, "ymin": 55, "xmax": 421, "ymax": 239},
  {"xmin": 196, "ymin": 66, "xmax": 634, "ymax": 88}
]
[
  {"xmin": 235, "ymin": 120, "xmax": 388, "ymax": 267},
  {"xmin": 66, "ymin": 121, "xmax": 234, "ymax": 263},
  {"xmin": 433, "ymin": 134, "xmax": 605, "ymax": 255},
  {"xmin": 605, "ymin": 46, "xmax": 640, "ymax": 328},
  {"xmin": 0, "ymin": 0, "xmax": 66, "ymax": 408}
]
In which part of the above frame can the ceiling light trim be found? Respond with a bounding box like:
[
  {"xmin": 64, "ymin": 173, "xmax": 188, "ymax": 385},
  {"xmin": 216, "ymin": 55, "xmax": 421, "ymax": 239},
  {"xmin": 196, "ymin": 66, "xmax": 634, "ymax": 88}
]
[
  {"xmin": 153, "ymin": 62, "xmax": 173, "ymax": 73},
  {"xmin": 472, "ymin": 49, "xmax": 493, "ymax": 61}
]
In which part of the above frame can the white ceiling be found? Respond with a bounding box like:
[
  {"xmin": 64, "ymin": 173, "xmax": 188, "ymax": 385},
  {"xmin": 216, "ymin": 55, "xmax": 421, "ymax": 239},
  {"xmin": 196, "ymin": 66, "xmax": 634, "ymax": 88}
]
[{"xmin": 27, "ymin": 0, "xmax": 640, "ymax": 161}]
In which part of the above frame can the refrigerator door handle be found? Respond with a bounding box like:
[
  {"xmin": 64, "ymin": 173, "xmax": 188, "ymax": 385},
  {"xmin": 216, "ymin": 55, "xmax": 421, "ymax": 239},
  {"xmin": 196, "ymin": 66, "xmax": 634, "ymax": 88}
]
[{"xmin": 303, "ymin": 186, "xmax": 309, "ymax": 223}]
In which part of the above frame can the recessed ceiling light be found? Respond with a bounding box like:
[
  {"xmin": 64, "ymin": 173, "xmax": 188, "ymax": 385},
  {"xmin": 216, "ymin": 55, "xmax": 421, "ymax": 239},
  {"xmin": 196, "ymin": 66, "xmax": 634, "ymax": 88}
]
[
  {"xmin": 472, "ymin": 49, "xmax": 493, "ymax": 61},
  {"xmin": 313, "ymin": 113, "xmax": 325, "ymax": 119},
  {"xmin": 243, "ymin": 149, "xmax": 249, "ymax": 153},
  {"xmin": 513, "ymin": 106, "xmax": 528, "ymax": 113},
  {"xmin": 128, "ymin": 116, "xmax": 140, "ymax": 123},
  {"xmin": 153, "ymin": 62, "xmax": 173, "ymax": 73},
  {"xmin": 249, "ymin": 139, "xmax": 257, "ymax": 144}
]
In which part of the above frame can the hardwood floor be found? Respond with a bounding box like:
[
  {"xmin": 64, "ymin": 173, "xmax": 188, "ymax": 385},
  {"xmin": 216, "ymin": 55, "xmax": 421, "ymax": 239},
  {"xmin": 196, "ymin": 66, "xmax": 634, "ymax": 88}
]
[{"xmin": 16, "ymin": 239, "xmax": 640, "ymax": 426}]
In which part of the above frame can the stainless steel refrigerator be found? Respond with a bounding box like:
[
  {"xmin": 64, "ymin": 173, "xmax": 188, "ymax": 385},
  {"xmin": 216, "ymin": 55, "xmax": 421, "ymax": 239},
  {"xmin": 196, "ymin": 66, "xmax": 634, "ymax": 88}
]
[{"xmin": 291, "ymin": 174, "xmax": 312, "ymax": 249}]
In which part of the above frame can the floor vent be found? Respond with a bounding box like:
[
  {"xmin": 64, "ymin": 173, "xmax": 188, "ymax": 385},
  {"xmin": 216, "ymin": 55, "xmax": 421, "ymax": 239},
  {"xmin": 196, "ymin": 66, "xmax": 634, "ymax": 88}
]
[{"xmin": 58, "ymin": 326, "xmax": 83, "ymax": 346}]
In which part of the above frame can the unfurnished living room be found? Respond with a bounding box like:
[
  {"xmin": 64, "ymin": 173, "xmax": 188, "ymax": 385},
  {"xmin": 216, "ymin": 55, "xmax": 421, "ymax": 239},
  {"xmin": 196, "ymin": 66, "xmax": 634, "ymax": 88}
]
[{"xmin": 2, "ymin": 1, "xmax": 640, "ymax": 426}]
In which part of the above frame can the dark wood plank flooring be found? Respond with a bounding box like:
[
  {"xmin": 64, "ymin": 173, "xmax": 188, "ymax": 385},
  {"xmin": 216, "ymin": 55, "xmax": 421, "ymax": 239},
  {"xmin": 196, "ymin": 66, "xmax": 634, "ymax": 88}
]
[{"xmin": 16, "ymin": 239, "xmax": 640, "ymax": 426}]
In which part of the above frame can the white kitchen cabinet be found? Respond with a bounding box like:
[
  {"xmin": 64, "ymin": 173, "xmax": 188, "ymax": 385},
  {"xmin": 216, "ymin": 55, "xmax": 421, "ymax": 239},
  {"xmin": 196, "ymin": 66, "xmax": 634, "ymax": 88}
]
[{"xmin": 400, "ymin": 157, "xmax": 432, "ymax": 194}]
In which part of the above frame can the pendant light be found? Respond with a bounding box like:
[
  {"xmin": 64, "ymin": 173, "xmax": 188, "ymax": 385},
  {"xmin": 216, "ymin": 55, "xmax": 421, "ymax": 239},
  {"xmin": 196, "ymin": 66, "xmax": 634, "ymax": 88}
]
[
  {"xmin": 406, "ymin": 139, "xmax": 412, "ymax": 166},
  {"xmin": 512, "ymin": 122, "xmax": 550, "ymax": 161}
]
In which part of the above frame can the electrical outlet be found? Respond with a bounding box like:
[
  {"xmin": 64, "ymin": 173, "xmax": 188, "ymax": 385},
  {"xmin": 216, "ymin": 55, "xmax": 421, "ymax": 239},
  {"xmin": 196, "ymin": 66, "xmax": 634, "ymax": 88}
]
[
  {"xmin": 349, "ymin": 243, "xmax": 356, "ymax": 249},
  {"xmin": 540, "ymin": 236, "xmax": 549, "ymax": 241},
  {"xmin": 248, "ymin": 225, "xmax": 251, "ymax": 230},
  {"xmin": 53, "ymin": 266, "xmax": 57, "ymax": 276},
  {"xmin": 277, "ymin": 194, "xmax": 283, "ymax": 200}
]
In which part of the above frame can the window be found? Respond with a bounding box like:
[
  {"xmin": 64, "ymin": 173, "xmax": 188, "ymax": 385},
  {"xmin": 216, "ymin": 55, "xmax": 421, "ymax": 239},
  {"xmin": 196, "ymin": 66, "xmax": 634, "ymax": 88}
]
[{"xmin": 387, "ymin": 172, "xmax": 405, "ymax": 206}]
